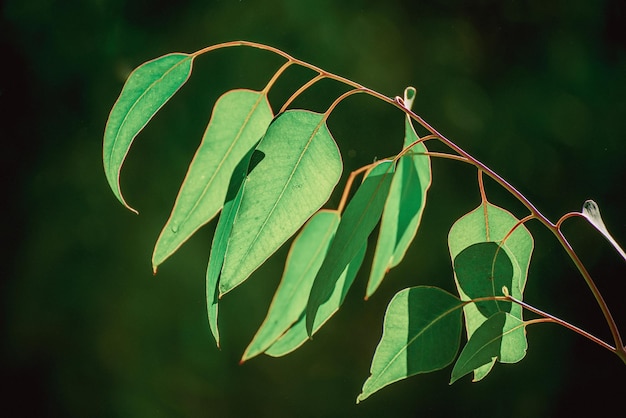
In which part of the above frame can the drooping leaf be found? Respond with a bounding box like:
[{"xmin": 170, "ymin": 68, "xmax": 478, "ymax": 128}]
[
  {"xmin": 306, "ymin": 160, "xmax": 395, "ymax": 334},
  {"xmin": 219, "ymin": 110, "xmax": 343, "ymax": 295},
  {"xmin": 450, "ymin": 312, "xmax": 527, "ymax": 384},
  {"xmin": 581, "ymin": 199, "xmax": 626, "ymax": 262},
  {"xmin": 242, "ymin": 210, "xmax": 340, "ymax": 362},
  {"xmin": 367, "ymin": 87, "xmax": 431, "ymax": 299},
  {"xmin": 448, "ymin": 202, "xmax": 533, "ymax": 380},
  {"xmin": 264, "ymin": 243, "xmax": 367, "ymax": 358},
  {"xmin": 152, "ymin": 89, "xmax": 273, "ymax": 270},
  {"xmin": 103, "ymin": 53, "xmax": 194, "ymax": 213},
  {"xmin": 205, "ymin": 146, "xmax": 262, "ymax": 347},
  {"xmin": 454, "ymin": 242, "xmax": 514, "ymax": 317},
  {"xmin": 357, "ymin": 286, "xmax": 464, "ymax": 403}
]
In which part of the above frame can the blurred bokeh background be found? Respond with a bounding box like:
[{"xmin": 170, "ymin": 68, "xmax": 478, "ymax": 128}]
[{"xmin": 3, "ymin": 0, "xmax": 626, "ymax": 416}]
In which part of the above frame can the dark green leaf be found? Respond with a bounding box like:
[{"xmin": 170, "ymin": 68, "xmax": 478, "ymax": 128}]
[{"xmin": 306, "ymin": 160, "xmax": 395, "ymax": 334}]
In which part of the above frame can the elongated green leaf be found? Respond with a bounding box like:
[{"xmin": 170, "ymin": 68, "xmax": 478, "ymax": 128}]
[
  {"xmin": 242, "ymin": 210, "xmax": 340, "ymax": 362},
  {"xmin": 265, "ymin": 243, "xmax": 367, "ymax": 357},
  {"xmin": 306, "ymin": 160, "xmax": 395, "ymax": 334},
  {"xmin": 367, "ymin": 89, "xmax": 431, "ymax": 298},
  {"xmin": 103, "ymin": 53, "xmax": 194, "ymax": 212},
  {"xmin": 152, "ymin": 90, "xmax": 273, "ymax": 270},
  {"xmin": 450, "ymin": 312, "xmax": 527, "ymax": 384},
  {"xmin": 454, "ymin": 242, "xmax": 514, "ymax": 317},
  {"xmin": 357, "ymin": 286, "xmax": 464, "ymax": 403},
  {"xmin": 219, "ymin": 110, "xmax": 343, "ymax": 295},
  {"xmin": 448, "ymin": 202, "xmax": 533, "ymax": 380},
  {"xmin": 581, "ymin": 199, "xmax": 626, "ymax": 261},
  {"xmin": 205, "ymin": 146, "xmax": 261, "ymax": 347}
]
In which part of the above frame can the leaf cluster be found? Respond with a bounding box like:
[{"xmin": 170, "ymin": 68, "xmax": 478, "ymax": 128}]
[{"xmin": 103, "ymin": 41, "xmax": 626, "ymax": 403}]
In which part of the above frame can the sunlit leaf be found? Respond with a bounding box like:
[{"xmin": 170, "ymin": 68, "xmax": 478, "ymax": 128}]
[
  {"xmin": 219, "ymin": 110, "xmax": 343, "ymax": 295},
  {"xmin": 581, "ymin": 199, "xmax": 626, "ymax": 262},
  {"xmin": 357, "ymin": 286, "xmax": 464, "ymax": 403},
  {"xmin": 103, "ymin": 53, "xmax": 194, "ymax": 213},
  {"xmin": 367, "ymin": 87, "xmax": 431, "ymax": 299},
  {"xmin": 448, "ymin": 202, "xmax": 533, "ymax": 380},
  {"xmin": 205, "ymin": 146, "xmax": 261, "ymax": 347},
  {"xmin": 450, "ymin": 312, "xmax": 527, "ymax": 384},
  {"xmin": 264, "ymin": 244, "xmax": 367, "ymax": 358},
  {"xmin": 242, "ymin": 210, "xmax": 340, "ymax": 362},
  {"xmin": 152, "ymin": 89, "xmax": 273, "ymax": 270},
  {"xmin": 306, "ymin": 160, "xmax": 395, "ymax": 334}
]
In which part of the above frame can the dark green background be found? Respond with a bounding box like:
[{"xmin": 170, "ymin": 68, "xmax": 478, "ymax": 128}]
[{"xmin": 3, "ymin": 0, "xmax": 626, "ymax": 416}]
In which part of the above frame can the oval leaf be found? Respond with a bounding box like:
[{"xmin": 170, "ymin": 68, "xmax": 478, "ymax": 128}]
[
  {"xmin": 450, "ymin": 312, "xmax": 527, "ymax": 384},
  {"xmin": 357, "ymin": 286, "xmax": 464, "ymax": 403},
  {"xmin": 152, "ymin": 89, "xmax": 273, "ymax": 270},
  {"xmin": 306, "ymin": 160, "xmax": 395, "ymax": 334},
  {"xmin": 103, "ymin": 53, "xmax": 194, "ymax": 212},
  {"xmin": 219, "ymin": 110, "xmax": 343, "ymax": 295},
  {"xmin": 242, "ymin": 210, "xmax": 340, "ymax": 362}
]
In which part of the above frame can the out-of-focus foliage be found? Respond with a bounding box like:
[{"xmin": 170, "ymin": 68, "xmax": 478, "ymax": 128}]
[{"xmin": 3, "ymin": 0, "xmax": 626, "ymax": 417}]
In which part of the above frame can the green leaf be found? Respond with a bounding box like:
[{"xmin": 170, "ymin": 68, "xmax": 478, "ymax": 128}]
[
  {"xmin": 450, "ymin": 312, "xmax": 527, "ymax": 384},
  {"xmin": 205, "ymin": 145, "xmax": 261, "ymax": 347},
  {"xmin": 242, "ymin": 210, "xmax": 340, "ymax": 362},
  {"xmin": 264, "ymin": 243, "xmax": 367, "ymax": 357},
  {"xmin": 152, "ymin": 89, "xmax": 273, "ymax": 270},
  {"xmin": 219, "ymin": 110, "xmax": 343, "ymax": 295},
  {"xmin": 448, "ymin": 202, "xmax": 533, "ymax": 380},
  {"xmin": 306, "ymin": 160, "xmax": 395, "ymax": 334},
  {"xmin": 357, "ymin": 286, "xmax": 464, "ymax": 403},
  {"xmin": 367, "ymin": 91, "xmax": 431, "ymax": 298},
  {"xmin": 454, "ymin": 242, "xmax": 514, "ymax": 317},
  {"xmin": 103, "ymin": 53, "xmax": 194, "ymax": 213}
]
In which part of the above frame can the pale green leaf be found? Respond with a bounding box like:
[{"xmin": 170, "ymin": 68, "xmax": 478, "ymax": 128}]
[
  {"xmin": 242, "ymin": 210, "xmax": 340, "ymax": 362},
  {"xmin": 152, "ymin": 89, "xmax": 273, "ymax": 270},
  {"xmin": 357, "ymin": 286, "xmax": 464, "ymax": 403},
  {"xmin": 103, "ymin": 53, "xmax": 194, "ymax": 213},
  {"xmin": 306, "ymin": 160, "xmax": 395, "ymax": 334},
  {"xmin": 219, "ymin": 110, "xmax": 343, "ymax": 295},
  {"xmin": 581, "ymin": 199, "xmax": 626, "ymax": 262},
  {"xmin": 264, "ymin": 243, "xmax": 367, "ymax": 357},
  {"xmin": 205, "ymin": 146, "xmax": 261, "ymax": 347},
  {"xmin": 367, "ymin": 88, "xmax": 431, "ymax": 298},
  {"xmin": 450, "ymin": 312, "xmax": 527, "ymax": 384}
]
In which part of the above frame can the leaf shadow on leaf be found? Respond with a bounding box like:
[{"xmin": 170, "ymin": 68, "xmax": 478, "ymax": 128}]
[{"xmin": 454, "ymin": 242, "xmax": 513, "ymax": 318}]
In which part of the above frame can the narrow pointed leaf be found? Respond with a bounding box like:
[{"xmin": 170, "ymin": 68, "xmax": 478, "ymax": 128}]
[
  {"xmin": 220, "ymin": 110, "xmax": 343, "ymax": 295},
  {"xmin": 357, "ymin": 286, "xmax": 464, "ymax": 403},
  {"xmin": 367, "ymin": 89, "xmax": 431, "ymax": 298},
  {"xmin": 205, "ymin": 146, "xmax": 260, "ymax": 347},
  {"xmin": 581, "ymin": 199, "xmax": 626, "ymax": 261},
  {"xmin": 448, "ymin": 202, "xmax": 533, "ymax": 380},
  {"xmin": 103, "ymin": 53, "xmax": 194, "ymax": 212},
  {"xmin": 450, "ymin": 312, "xmax": 527, "ymax": 384},
  {"xmin": 242, "ymin": 210, "xmax": 340, "ymax": 362},
  {"xmin": 153, "ymin": 90, "xmax": 273, "ymax": 270},
  {"xmin": 265, "ymin": 243, "xmax": 367, "ymax": 357},
  {"xmin": 306, "ymin": 160, "xmax": 395, "ymax": 334}
]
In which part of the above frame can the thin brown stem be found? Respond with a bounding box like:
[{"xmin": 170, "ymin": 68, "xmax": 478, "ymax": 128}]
[{"xmin": 280, "ymin": 73, "xmax": 326, "ymax": 113}]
